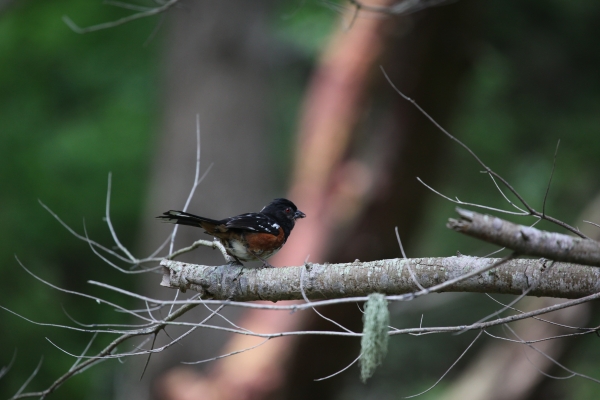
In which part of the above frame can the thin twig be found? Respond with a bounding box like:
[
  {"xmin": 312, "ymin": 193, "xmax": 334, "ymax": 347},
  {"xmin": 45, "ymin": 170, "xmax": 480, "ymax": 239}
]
[
  {"xmin": 484, "ymin": 327, "xmax": 597, "ymax": 346},
  {"xmin": 542, "ymin": 140, "xmax": 560, "ymax": 217},
  {"xmin": 455, "ymin": 259, "xmax": 554, "ymax": 335},
  {"xmin": 484, "ymin": 294, "xmax": 594, "ymax": 332},
  {"xmin": 11, "ymin": 357, "xmax": 43, "ymax": 399},
  {"xmin": 62, "ymin": 0, "xmax": 180, "ymax": 34},
  {"xmin": 584, "ymin": 220, "xmax": 600, "ymax": 229},
  {"xmin": 83, "ymin": 222, "xmax": 159, "ymax": 274},
  {"xmin": 504, "ymin": 324, "xmax": 600, "ymax": 384},
  {"xmin": 39, "ymin": 200, "xmax": 132, "ymax": 263},
  {"xmin": 0, "ymin": 348, "xmax": 17, "ymax": 379},
  {"xmin": 417, "ymin": 177, "xmax": 528, "ymax": 216},
  {"xmin": 314, "ymin": 352, "xmax": 362, "ymax": 381},
  {"xmin": 69, "ymin": 333, "xmax": 98, "ymax": 372},
  {"xmin": 402, "ymin": 330, "xmax": 483, "ymax": 398},
  {"xmin": 381, "ymin": 66, "xmax": 589, "ymax": 239},
  {"xmin": 15, "ymin": 257, "xmax": 150, "ymax": 322},
  {"xmin": 395, "ymin": 227, "xmax": 425, "ymax": 291},
  {"xmin": 300, "ymin": 264, "xmax": 355, "ymax": 334},
  {"xmin": 387, "ymin": 253, "xmax": 518, "ymax": 300},
  {"xmin": 182, "ymin": 338, "xmax": 271, "ymax": 365},
  {"xmin": 13, "ymin": 302, "xmax": 197, "ymax": 399},
  {"xmin": 105, "ymin": 173, "xmax": 137, "ymax": 262},
  {"xmin": 139, "ymin": 333, "xmax": 158, "ymax": 380}
]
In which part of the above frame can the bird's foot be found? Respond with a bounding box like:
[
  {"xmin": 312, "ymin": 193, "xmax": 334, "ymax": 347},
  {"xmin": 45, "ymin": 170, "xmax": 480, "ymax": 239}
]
[
  {"xmin": 260, "ymin": 261, "xmax": 275, "ymax": 269},
  {"xmin": 252, "ymin": 252, "xmax": 275, "ymax": 269},
  {"xmin": 226, "ymin": 256, "xmax": 244, "ymax": 267}
]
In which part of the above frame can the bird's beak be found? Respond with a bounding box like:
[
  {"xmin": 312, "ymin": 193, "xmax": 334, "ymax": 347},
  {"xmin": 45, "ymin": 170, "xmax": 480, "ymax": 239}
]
[{"xmin": 294, "ymin": 210, "xmax": 306, "ymax": 219}]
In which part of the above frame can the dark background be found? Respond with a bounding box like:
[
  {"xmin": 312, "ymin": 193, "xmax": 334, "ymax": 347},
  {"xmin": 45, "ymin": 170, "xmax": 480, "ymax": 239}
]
[{"xmin": 1, "ymin": 0, "xmax": 600, "ymax": 398}]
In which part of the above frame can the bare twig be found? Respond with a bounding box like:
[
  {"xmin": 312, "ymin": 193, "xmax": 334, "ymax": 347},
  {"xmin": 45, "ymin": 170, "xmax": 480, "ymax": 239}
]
[
  {"xmin": 314, "ymin": 352, "xmax": 362, "ymax": 381},
  {"xmin": 395, "ymin": 226, "xmax": 425, "ymax": 291},
  {"xmin": 39, "ymin": 200, "xmax": 132, "ymax": 263},
  {"xmin": 69, "ymin": 333, "xmax": 98, "ymax": 372},
  {"xmin": 503, "ymin": 325, "xmax": 600, "ymax": 384},
  {"xmin": 105, "ymin": 173, "xmax": 137, "ymax": 262},
  {"xmin": 168, "ymin": 115, "xmax": 213, "ymax": 255},
  {"xmin": 542, "ymin": 140, "xmax": 560, "ymax": 217},
  {"xmin": 390, "ymin": 253, "xmax": 517, "ymax": 300},
  {"xmin": 62, "ymin": 0, "xmax": 180, "ymax": 34},
  {"xmin": 381, "ymin": 66, "xmax": 590, "ymax": 239},
  {"xmin": 83, "ymin": 222, "xmax": 159, "ymax": 274},
  {"xmin": 300, "ymin": 264, "xmax": 355, "ymax": 334},
  {"xmin": 12, "ymin": 302, "xmax": 197, "ymax": 400},
  {"xmin": 0, "ymin": 349, "xmax": 17, "ymax": 379},
  {"xmin": 166, "ymin": 238, "xmax": 228, "ymax": 261},
  {"xmin": 454, "ymin": 259, "xmax": 554, "ymax": 336},
  {"xmin": 484, "ymin": 323, "xmax": 595, "ymax": 346},
  {"xmin": 584, "ymin": 220, "xmax": 600, "ymax": 229},
  {"xmin": 11, "ymin": 357, "xmax": 43, "ymax": 400},
  {"xmin": 484, "ymin": 294, "xmax": 593, "ymax": 332},
  {"xmin": 417, "ymin": 177, "xmax": 529, "ymax": 216},
  {"xmin": 15, "ymin": 256, "xmax": 151, "ymax": 322},
  {"xmin": 182, "ymin": 338, "xmax": 271, "ymax": 365},
  {"xmin": 139, "ymin": 333, "xmax": 158, "ymax": 380},
  {"xmin": 402, "ymin": 330, "xmax": 483, "ymax": 398}
]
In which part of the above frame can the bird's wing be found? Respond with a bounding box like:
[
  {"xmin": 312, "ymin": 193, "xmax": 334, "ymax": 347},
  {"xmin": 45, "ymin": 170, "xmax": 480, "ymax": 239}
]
[{"xmin": 224, "ymin": 213, "xmax": 281, "ymax": 235}]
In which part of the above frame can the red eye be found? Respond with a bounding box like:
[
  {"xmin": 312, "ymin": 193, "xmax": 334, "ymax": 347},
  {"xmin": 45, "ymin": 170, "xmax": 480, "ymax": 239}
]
[{"xmin": 285, "ymin": 208, "xmax": 291, "ymax": 213}]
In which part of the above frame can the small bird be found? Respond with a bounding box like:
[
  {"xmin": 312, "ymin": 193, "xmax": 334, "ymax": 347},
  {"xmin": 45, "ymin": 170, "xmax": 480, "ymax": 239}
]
[{"xmin": 157, "ymin": 198, "xmax": 306, "ymax": 267}]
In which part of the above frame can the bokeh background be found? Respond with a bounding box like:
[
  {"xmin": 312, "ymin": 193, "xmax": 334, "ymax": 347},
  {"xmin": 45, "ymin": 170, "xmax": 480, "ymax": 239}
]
[{"xmin": 2, "ymin": 0, "xmax": 600, "ymax": 399}]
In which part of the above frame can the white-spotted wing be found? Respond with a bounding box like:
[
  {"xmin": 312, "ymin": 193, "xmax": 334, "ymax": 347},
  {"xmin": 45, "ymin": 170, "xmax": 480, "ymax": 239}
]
[{"xmin": 224, "ymin": 213, "xmax": 281, "ymax": 235}]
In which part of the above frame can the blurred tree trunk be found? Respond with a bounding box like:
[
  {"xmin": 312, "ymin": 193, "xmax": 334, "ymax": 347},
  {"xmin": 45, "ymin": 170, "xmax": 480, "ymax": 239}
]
[
  {"xmin": 284, "ymin": 3, "xmax": 476, "ymax": 399},
  {"xmin": 117, "ymin": 0, "xmax": 277, "ymax": 399},
  {"xmin": 151, "ymin": 2, "xmax": 477, "ymax": 400}
]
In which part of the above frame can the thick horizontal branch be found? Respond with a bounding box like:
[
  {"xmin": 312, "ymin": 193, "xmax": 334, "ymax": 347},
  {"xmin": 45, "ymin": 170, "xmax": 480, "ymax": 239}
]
[
  {"xmin": 447, "ymin": 208, "xmax": 600, "ymax": 267},
  {"xmin": 160, "ymin": 257, "xmax": 600, "ymax": 301}
]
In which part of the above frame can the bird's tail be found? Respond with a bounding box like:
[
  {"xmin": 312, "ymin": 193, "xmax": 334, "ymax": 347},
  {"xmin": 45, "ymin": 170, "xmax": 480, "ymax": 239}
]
[{"xmin": 157, "ymin": 210, "xmax": 221, "ymax": 229}]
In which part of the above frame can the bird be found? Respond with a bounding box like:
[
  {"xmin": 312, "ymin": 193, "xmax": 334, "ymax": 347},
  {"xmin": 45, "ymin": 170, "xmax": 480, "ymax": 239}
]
[{"xmin": 157, "ymin": 198, "xmax": 306, "ymax": 267}]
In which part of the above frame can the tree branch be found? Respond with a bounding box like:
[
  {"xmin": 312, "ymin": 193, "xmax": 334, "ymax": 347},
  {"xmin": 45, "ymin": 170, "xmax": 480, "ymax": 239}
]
[
  {"xmin": 160, "ymin": 256, "xmax": 600, "ymax": 301},
  {"xmin": 448, "ymin": 208, "xmax": 600, "ymax": 267}
]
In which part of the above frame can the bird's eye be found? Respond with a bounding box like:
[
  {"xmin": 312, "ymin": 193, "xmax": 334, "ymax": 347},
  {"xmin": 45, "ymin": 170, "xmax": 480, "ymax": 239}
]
[{"xmin": 285, "ymin": 208, "xmax": 291, "ymax": 213}]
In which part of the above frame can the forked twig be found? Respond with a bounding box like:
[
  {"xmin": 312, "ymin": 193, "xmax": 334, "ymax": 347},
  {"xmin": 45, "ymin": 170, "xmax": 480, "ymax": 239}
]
[{"xmin": 381, "ymin": 66, "xmax": 590, "ymax": 239}]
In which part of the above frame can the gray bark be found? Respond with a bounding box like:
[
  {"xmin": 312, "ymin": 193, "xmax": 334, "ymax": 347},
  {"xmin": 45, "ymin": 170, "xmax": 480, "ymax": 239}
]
[
  {"xmin": 161, "ymin": 256, "xmax": 600, "ymax": 301},
  {"xmin": 448, "ymin": 208, "xmax": 600, "ymax": 267}
]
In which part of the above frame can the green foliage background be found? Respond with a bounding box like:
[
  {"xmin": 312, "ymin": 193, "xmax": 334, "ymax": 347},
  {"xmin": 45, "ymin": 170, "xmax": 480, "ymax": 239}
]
[
  {"xmin": 1, "ymin": 0, "xmax": 600, "ymax": 399},
  {"xmin": 0, "ymin": 1, "xmax": 160, "ymax": 398}
]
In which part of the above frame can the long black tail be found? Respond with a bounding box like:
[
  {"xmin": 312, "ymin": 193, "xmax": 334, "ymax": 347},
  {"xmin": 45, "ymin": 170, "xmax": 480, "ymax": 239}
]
[{"xmin": 157, "ymin": 210, "xmax": 221, "ymax": 228}]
